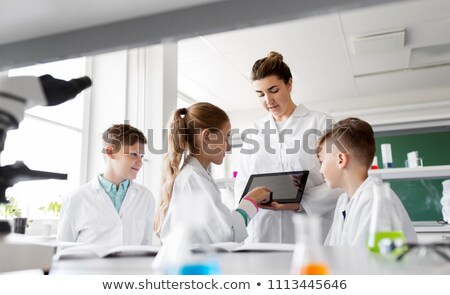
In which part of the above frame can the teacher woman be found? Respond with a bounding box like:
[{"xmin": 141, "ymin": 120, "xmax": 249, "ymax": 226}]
[{"xmin": 234, "ymin": 51, "xmax": 341, "ymax": 243}]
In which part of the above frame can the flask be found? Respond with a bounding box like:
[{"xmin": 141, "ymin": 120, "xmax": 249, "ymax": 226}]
[
  {"xmin": 291, "ymin": 214, "xmax": 330, "ymax": 275},
  {"xmin": 152, "ymin": 194, "xmax": 222, "ymax": 275},
  {"xmin": 152, "ymin": 225, "xmax": 222, "ymax": 275},
  {"xmin": 367, "ymin": 182, "xmax": 406, "ymax": 255}
]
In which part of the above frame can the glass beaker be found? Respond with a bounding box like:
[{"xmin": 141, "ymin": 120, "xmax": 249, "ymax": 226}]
[
  {"xmin": 152, "ymin": 193, "xmax": 222, "ymax": 275},
  {"xmin": 367, "ymin": 182, "xmax": 407, "ymax": 255},
  {"xmin": 291, "ymin": 214, "xmax": 330, "ymax": 275}
]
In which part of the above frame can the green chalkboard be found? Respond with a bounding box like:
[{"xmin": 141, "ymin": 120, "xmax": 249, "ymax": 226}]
[{"xmin": 375, "ymin": 131, "xmax": 450, "ymax": 221}]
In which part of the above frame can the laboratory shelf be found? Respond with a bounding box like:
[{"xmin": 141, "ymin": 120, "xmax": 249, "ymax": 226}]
[
  {"xmin": 412, "ymin": 221, "xmax": 450, "ymax": 233},
  {"xmin": 216, "ymin": 165, "xmax": 450, "ymax": 188},
  {"xmin": 369, "ymin": 165, "xmax": 450, "ymax": 180},
  {"xmin": 215, "ymin": 165, "xmax": 450, "ymax": 188}
]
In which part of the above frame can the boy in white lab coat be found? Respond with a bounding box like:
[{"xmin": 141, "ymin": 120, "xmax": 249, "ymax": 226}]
[
  {"xmin": 317, "ymin": 118, "xmax": 417, "ymax": 246},
  {"xmin": 58, "ymin": 124, "xmax": 155, "ymax": 246}
]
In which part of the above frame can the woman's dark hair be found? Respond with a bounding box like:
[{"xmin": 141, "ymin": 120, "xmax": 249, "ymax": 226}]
[{"xmin": 251, "ymin": 51, "xmax": 292, "ymax": 84}]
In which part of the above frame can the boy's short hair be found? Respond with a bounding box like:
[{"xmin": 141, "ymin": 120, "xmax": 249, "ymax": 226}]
[
  {"xmin": 102, "ymin": 124, "xmax": 147, "ymax": 154},
  {"xmin": 318, "ymin": 117, "xmax": 375, "ymax": 169}
]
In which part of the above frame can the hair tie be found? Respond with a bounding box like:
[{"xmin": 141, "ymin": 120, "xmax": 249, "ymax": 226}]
[{"xmin": 180, "ymin": 108, "xmax": 187, "ymax": 116}]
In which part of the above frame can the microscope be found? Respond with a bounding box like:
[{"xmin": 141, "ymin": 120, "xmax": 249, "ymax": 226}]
[
  {"xmin": 0, "ymin": 74, "xmax": 92, "ymax": 235},
  {"xmin": 0, "ymin": 74, "xmax": 91, "ymax": 273}
]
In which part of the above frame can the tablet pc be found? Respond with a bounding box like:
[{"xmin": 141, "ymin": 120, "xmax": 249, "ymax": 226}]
[{"xmin": 240, "ymin": 171, "xmax": 309, "ymax": 204}]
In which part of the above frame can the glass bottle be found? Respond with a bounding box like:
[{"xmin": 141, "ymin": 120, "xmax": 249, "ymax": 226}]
[
  {"xmin": 152, "ymin": 194, "xmax": 222, "ymax": 275},
  {"xmin": 291, "ymin": 214, "xmax": 330, "ymax": 275},
  {"xmin": 367, "ymin": 182, "xmax": 406, "ymax": 255}
]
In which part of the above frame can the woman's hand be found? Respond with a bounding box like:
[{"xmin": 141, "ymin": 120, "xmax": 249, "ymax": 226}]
[
  {"xmin": 259, "ymin": 202, "xmax": 301, "ymax": 211},
  {"xmin": 244, "ymin": 186, "xmax": 272, "ymax": 204}
]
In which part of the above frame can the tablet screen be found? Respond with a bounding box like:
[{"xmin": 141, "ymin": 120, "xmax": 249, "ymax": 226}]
[{"xmin": 241, "ymin": 171, "xmax": 309, "ymax": 203}]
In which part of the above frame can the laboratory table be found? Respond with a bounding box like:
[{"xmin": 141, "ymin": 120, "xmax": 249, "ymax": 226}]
[{"xmin": 49, "ymin": 246, "xmax": 450, "ymax": 275}]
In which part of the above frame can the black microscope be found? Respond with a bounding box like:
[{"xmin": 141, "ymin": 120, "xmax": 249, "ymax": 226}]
[{"xmin": 0, "ymin": 74, "xmax": 92, "ymax": 235}]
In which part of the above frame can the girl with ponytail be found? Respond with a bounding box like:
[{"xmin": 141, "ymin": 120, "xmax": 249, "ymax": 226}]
[{"xmin": 154, "ymin": 102, "xmax": 270, "ymax": 244}]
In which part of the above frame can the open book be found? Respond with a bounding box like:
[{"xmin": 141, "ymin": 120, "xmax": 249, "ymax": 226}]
[
  {"xmin": 191, "ymin": 242, "xmax": 295, "ymax": 253},
  {"xmin": 54, "ymin": 244, "xmax": 160, "ymax": 260}
]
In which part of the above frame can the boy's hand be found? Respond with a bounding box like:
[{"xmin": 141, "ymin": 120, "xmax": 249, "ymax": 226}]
[
  {"xmin": 244, "ymin": 186, "xmax": 272, "ymax": 204},
  {"xmin": 259, "ymin": 202, "xmax": 301, "ymax": 211}
]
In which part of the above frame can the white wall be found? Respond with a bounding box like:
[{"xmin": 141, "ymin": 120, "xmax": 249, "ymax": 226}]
[
  {"xmin": 303, "ymin": 86, "xmax": 450, "ymax": 127},
  {"xmin": 83, "ymin": 51, "xmax": 129, "ymax": 182}
]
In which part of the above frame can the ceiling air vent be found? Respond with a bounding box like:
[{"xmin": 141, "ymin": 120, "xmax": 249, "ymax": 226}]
[
  {"xmin": 349, "ymin": 28, "xmax": 405, "ymax": 55},
  {"xmin": 410, "ymin": 43, "xmax": 450, "ymax": 66}
]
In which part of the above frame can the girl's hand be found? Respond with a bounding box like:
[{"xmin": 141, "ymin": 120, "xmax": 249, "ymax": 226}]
[
  {"xmin": 244, "ymin": 186, "xmax": 272, "ymax": 204},
  {"xmin": 259, "ymin": 202, "xmax": 301, "ymax": 211}
]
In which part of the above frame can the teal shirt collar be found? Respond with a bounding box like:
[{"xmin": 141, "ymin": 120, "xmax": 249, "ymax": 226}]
[{"xmin": 97, "ymin": 174, "xmax": 130, "ymax": 212}]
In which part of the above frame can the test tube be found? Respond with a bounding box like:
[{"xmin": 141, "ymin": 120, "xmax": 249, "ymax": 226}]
[{"xmin": 381, "ymin": 144, "xmax": 393, "ymax": 168}]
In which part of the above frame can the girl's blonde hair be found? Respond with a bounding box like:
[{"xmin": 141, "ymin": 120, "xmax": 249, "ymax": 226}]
[{"xmin": 153, "ymin": 102, "xmax": 229, "ymax": 236}]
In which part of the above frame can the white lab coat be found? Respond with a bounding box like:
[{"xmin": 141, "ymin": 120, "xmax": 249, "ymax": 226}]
[
  {"xmin": 160, "ymin": 157, "xmax": 248, "ymax": 245},
  {"xmin": 57, "ymin": 178, "xmax": 155, "ymax": 247},
  {"xmin": 325, "ymin": 176, "xmax": 418, "ymax": 246},
  {"xmin": 441, "ymin": 179, "xmax": 450, "ymax": 221},
  {"xmin": 235, "ymin": 105, "xmax": 341, "ymax": 243}
]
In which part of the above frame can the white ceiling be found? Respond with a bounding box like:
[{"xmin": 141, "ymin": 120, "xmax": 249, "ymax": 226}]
[
  {"xmin": 177, "ymin": 0, "xmax": 450, "ymax": 125},
  {"xmin": 1, "ymin": 0, "xmax": 449, "ymax": 126},
  {"xmin": 0, "ymin": 0, "xmax": 221, "ymax": 45}
]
